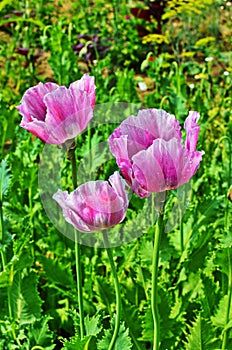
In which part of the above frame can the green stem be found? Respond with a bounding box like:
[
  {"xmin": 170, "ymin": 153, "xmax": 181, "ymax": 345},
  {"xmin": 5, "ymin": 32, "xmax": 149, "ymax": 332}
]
[
  {"xmin": 180, "ymin": 212, "xmax": 184, "ymax": 253},
  {"xmin": 0, "ymin": 199, "xmax": 7, "ymax": 271},
  {"xmin": 87, "ymin": 125, "xmax": 92, "ymax": 180},
  {"xmin": 113, "ymin": 0, "xmax": 120, "ymax": 68},
  {"xmin": 222, "ymin": 248, "xmax": 232, "ymax": 350},
  {"xmin": 70, "ymin": 145, "xmax": 84, "ymax": 339},
  {"xmin": 151, "ymin": 211, "xmax": 164, "ymax": 350},
  {"xmin": 103, "ymin": 231, "xmax": 121, "ymax": 350},
  {"xmin": 71, "ymin": 149, "xmax": 78, "ymax": 189},
  {"xmin": 0, "ymin": 250, "xmax": 6, "ymax": 271},
  {"xmin": 75, "ymin": 230, "xmax": 84, "ymax": 339}
]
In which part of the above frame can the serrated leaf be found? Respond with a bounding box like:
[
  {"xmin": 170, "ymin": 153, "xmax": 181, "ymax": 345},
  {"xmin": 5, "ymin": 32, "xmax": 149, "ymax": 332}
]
[
  {"xmin": 0, "ymin": 159, "xmax": 11, "ymax": 200},
  {"xmin": 13, "ymin": 251, "xmax": 34, "ymax": 272},
  {"xmin": 0, "ymin": 287, "xmax": 8, "ymax": 316},
  {"xmin": 8, "ymin": 270, "xmax": 43, "ymax": 324},
  {"xmin": 122, "ymin": 304, "xmax": 143, "ymax": 348},
  {"xmin": 0, "ymin": 270, "xmax": 10, "ymax": 288},
  {"xmin": 93, "ymin": 276, "xmax": 115, "ymax": 309},
  {"xmin": 20, "ymin": 272, "xmax": 42, "ymax": 324},
  {"xmin": 139, "ymin": 240, "xmax": 153, "ymax": 268},
  {"xmin": 9, "ymin": 271, "xmax": 21, "ymax": 321},
  {"xmin": 201, "ymin": 274, "xmax": 219, "ymax": 318},
  {"xmin": 214, "ymin": 248, "xmax": 231, "ymax": 277},
  {"xmin": 211, "ymin": 294, "xmax": 232, "ymax": 328},
  {"xmin": 97, "ymin": 316, "xmax": 132, "ymax": 350},
  {"xmin": 62, "ymin": 335, "xmax": 91, "ymax": 350},
  {"xmin": 140, "ymin": 306, "xmax": 153, "ymax": 342},
  {"xmin": 85, "ymin": 314, "xmax": 102, "ymax": 336},
  {"xmin": 38, "ymin": 255, "xmax": 74, "ymax": 288},
  {"xmin": 29, "ymin": 316, "xmax": 55, "ymax": 349},
  {"xmin": 185, "ymin": 314, "xmax": 212, "ymax": 350},
  {"xmin": 219, "ymin": 234, "xmax": 232, "ymax": 248}
]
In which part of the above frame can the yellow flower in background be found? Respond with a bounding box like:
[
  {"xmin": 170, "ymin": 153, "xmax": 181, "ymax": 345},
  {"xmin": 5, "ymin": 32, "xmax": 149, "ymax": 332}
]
[
  {"xmin": 142, "ymin": 34, "xmax": 169, "ymax": 45},
  {"xmin": 194, "ymin": 36, "xmax": 216, "ymax": 48},
  {"xmin": 180, "ymin": 51, "xmax": 195, "ymax": 57},
  {"xmin": 162, "ymin": 0, "xmax": 214, "ymax": 20},
  {"xmin": 194, "ymin": 73, "xmax": 208, "ymax": 80}
]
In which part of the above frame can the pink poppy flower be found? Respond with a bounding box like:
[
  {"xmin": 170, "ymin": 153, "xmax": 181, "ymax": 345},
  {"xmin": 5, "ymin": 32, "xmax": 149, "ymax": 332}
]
[
  {"xmin": 53, "ymin": 172, "xmax": 129, "ymax": 232},
  {"xmin": 16, "ymin": 74, "xmax": 96, "ymax": 144},
  {"xmin": 108, "ymin": 109, "xmax": 204, "ymax": 198}
]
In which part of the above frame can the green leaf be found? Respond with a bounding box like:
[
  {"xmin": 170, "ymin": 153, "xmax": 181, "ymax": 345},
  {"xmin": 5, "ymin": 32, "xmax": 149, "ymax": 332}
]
[
  {"xmin": 219, "ymin": 234, "xmax": 232, "ymax": 248},
  {"xmin": 0, "ymin": 287, "xmax": 8, "ymax": 316},
  {"xmin": 140, "ymin": 306, "xmax": 153, "ymax": 342},
  {"xmin": 20, "ymin": 272, "xmax": 43, "ymax": 325},
  {"xmin": 62, "ymin": 335, "xmax": 91, "ymax": 350},
  {"xmin": 139, "ymin": 240, "xmax": 153, "ymax": 269},
  {"xmin": 211, "ymin": 294, "xmax": 232, "ymax": 328},
  {"xmin": 122, "ymin": 304, "xmax": 143, "ymax": 348},
  {"xmin": 9, "ymin": 271, "xmax": 21, "ymax": 321},
  {"xmin": 0, "ymin": 270, "xmax": 10, "ymax": 288},
  {"xmin": 0, "ymin": 159, "xmax": 11, "ymax": 201},
  {"xmin": 29, "ymin": 316, "xmax": 55, "ymax": 349},
  {"xmin": 93, "ymin": 276, "xmax": 115, "ymax": 310},
  {"xmin": 8, "ymin": 270, "xmax": 43, "ymax": 324},
  {"xmin": 0, "ymin": 0, "xmax": 14, "ymax": 13},
  {"xmin": 201, "ymin": 273, "xmax": 220, "ymax": 318},
  {"xmin": 38, "ymin": 254, "xmax": 74, "ymax": 288},
  {"xmin": 97, "ymin": 316, "xmax": 132, "ymax": 350},
  {"xmin": 85, "ymin": 313, "xmax": 102, "ymax": 336},
  {"xmin": 185, "ymin": 314, "xmax": 212, "ymax": 350}
]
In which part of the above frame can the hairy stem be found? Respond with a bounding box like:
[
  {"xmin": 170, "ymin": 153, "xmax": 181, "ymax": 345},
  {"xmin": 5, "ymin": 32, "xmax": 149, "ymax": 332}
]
[
  {"xmin": 222, "ymin": 248, "xmax": 232, "ymax": 350},
  {"xmin": 180, "ymin": 212, "xmax": 184, "ymax": 253},
  {"xmin": 75, "ymin": 230, "xmax": 84, "ymax": 339},
  {"xmin": 70, "ymin": 145, "xmax": 84, "ymax": 339},
  {"xmin": 103, "ymin": 231, "xmax": 121, "ymax": 349},
  {"xmin": 151, "ymin": 214, "xmax": 163, "ymax": 349},
  {"xmin": 0, "ymin": 199, "xmax": 6, "ymax": 271},
  {"xmin": 151, "ymin": 198, "xmax": 165, "ymax": 350}
]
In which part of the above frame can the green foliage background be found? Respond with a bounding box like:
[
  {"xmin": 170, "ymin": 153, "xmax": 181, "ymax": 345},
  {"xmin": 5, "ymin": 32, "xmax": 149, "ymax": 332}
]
[{"xmin": 0, "ymin": 0, "xmax": 231, "ymax": 349}]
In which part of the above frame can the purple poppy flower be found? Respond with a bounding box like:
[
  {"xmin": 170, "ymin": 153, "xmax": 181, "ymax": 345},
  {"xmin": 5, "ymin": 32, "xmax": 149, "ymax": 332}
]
[
  {"xmin": 53, "ymin": 172, "xmax": 129, "ymax": 232},
  {"xmin": 16, "ymin": 74, "xmax": 96, "ymax": 144},
  {"xmin": 108, "ymin": 109, "xmax": 204, "ymax": 198}
]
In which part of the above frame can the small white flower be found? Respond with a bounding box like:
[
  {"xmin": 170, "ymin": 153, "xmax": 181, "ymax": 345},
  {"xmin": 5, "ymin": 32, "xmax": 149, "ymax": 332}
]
[
  {"xmin": 226, "ymin": 1, "xmax": 231, "ymax": 6},
  {"xmin": 189, "ymin": 83, "xmax": 195, "ymax": 89},
  {"xmin": 205, "ymin": 56, "xmax": 214, "ymax": 62},
  {"xmin": 138, "ymin": 82, "xmax": 147, "ymax": 91},
  {"xmin": 224, "ymin": 71, "xmax": 230, "ymax": 76}
]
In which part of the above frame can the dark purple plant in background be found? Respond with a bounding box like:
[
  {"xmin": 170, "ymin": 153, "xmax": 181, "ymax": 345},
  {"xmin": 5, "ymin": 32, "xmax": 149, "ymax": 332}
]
[
  {"xmin": 130, "ymin": 0, "xmax": 167, "ymax": 36},
  {"xmin": 72, "ymin": 34, "xmax": 110, "ymax": 63}
]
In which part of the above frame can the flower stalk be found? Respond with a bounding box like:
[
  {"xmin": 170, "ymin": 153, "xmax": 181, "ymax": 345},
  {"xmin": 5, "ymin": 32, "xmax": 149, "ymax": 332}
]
[
  {"xmin": 222, "ymin": 248, "xmax": 232, "ymax": 350},
  {"xmin": 0, "ymin": 192, "xmax": 6, "ymax": 271},
  {"xmin": 70, "ymin": 144, "xmax": 85, "ymax": 339},
  {"xmin": 151, "ymin": 193, "xmax": 166, "ymax": 350},
  {"xmin": 103, "ymin": 230, "xmax": 121, "ymax": 350}
]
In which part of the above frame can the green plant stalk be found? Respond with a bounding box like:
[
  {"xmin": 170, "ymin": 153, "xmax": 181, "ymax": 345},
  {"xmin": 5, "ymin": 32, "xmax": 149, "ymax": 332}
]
[
  {"xmin": 221, "ymin": 135, "xmax": 232, "ymax": 349},
  {"xmin": 87, "ymin": 124, "xmax": 92, "ymax": 180},
  {"xmin": 70, "ymin": 147, "xmax": 85, "ymax": 339},
  {"xmin": 180, "ymin": 210, "xmax": 184, "ymax": 253},
  {"xmin": 151, "ymin": 211, "xmax": 164, "ymax": 350},
  {"xmin": 28, "ymin": 180, "xmax": 35, "ymax": 260},
  {"xmin": 113, "ymin": 0, "xmax": 120, "ymax": 67},
  {"xmin": 0, "ymin": 198, "xmax": 7, "ymax": 271},
  {"xmin": 222, "ymin": 248, "xmax": 232, "ymax": 350},
  {"xmin": 103, "ymin": 230, "xmax": 121, "ymax": 350},
  {"xmin": 75, "ymin": 230, "xmax": 84, "ymax": 339}
]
